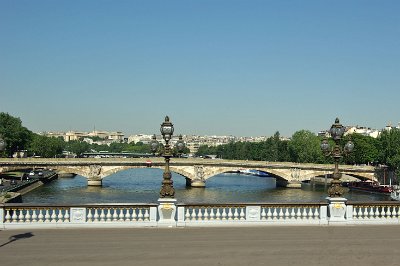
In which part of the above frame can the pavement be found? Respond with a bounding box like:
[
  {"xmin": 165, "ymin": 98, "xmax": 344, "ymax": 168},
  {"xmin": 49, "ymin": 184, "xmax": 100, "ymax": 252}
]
[{"xmin": 1, "ymin": 225, "xmax": 400, "ymax": 266}]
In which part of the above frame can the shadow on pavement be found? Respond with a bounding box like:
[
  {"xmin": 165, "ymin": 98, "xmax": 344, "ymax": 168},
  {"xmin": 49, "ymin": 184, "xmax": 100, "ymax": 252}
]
[{"xmin": 0, "ymin": 232, "xmax": 34, "ymax": 248}]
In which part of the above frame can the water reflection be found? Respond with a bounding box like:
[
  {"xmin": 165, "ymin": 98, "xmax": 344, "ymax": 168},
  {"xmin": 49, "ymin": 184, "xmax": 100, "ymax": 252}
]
[{"xmin": 22, "ymin": 168, "xmax": 390, "ymax": 204}]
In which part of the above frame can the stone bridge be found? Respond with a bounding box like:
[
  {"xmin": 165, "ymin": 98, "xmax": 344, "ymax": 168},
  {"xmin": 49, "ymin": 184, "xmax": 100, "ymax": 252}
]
[{"xmin": 0, "ymin": 158, "xmax": 377, "ymax": 188}]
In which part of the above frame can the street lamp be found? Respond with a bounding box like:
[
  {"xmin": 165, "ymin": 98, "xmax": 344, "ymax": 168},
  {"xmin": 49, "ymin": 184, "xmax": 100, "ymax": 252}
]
[
  {"xmin": 321, "ymin": 118, "xmax": 354, "ymax": 197},
  {"xmin": 151, "ymin": 116, "xmax": 185, "ymax": 198}
]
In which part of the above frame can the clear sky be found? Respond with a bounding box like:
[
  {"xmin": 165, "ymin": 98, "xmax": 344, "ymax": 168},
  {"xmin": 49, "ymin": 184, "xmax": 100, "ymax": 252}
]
[{"xmin": 1, "ymin": 0, "xmax": 399, "ymax": 137}]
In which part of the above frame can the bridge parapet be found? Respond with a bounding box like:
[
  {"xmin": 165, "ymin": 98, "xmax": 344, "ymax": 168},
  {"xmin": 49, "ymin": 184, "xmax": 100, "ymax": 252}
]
[{"xmin": 0, "ymin": 158, "xmax": 377, "ymax": 187}]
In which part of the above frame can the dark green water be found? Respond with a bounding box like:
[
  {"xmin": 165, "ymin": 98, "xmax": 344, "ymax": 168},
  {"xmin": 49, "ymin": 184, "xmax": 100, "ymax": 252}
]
[{"xmin": 22, "ymin": 168, "xmax": 390, "ymax": 204}]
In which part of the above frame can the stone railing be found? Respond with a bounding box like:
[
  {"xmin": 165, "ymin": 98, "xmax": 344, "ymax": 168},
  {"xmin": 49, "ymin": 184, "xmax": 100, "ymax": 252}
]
[{"xmin": 2, "ymin": 200, "xmax": 400, "ymax": 229}]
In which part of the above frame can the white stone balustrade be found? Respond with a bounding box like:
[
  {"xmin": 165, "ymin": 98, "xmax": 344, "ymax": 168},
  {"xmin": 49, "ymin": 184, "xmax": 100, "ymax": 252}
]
[{"xmin": 2, "ymin": 201, "xmax": 400, "ymax": 229}]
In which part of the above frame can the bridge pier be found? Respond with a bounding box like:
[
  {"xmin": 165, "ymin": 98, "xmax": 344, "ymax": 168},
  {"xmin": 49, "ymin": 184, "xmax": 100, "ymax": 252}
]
[
  {"xmin": 88, "ymin": 179, "xmax": 102, "ymax": 186},
  {"xmin": 276, "ymin": 179, "xmax": 301, "ymax": 189},
  {"xmin": 186, "ymin": 178, "xmax": 206, "ymax": 188}
]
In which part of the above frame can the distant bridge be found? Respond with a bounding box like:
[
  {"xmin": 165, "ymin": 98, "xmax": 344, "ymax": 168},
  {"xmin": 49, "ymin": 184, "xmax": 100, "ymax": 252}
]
[{"xmin": 0, "ymin": 158, "xmax": 376, "ymax": 188}]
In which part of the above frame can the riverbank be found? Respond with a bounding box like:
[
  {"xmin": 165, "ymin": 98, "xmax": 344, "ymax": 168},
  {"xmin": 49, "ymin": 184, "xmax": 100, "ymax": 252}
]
[{"xmin": 0, "ymin": 171, "xmax": 58, "ymax": 203}]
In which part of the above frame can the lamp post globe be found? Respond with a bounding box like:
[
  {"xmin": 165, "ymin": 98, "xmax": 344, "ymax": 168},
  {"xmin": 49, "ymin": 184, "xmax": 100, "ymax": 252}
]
[
  {"xmin": 175, "ymin": 135, "xmax": 185, "ymax": 153},
  {"xmin": 160, "ymin": 116, "xmax": 174, "ymax": 142},
  {"xmin": 150, "ymin": 134, "xmax": 159, "ymax": 154}
]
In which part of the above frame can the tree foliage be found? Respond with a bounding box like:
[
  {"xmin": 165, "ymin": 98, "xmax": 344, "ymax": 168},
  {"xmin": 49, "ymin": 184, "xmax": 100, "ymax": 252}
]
[
  {"xmin": 30, "ymin": 135, "xmax": 65, "ymax": 158},
  {"xmin": 0, "ymin": 112, "xmax": 34, "ymax": 156}
]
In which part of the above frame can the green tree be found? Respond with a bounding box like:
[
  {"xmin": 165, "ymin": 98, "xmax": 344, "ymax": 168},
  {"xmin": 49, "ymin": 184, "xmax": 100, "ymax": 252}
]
[
  {"xmin": 288, "ymin": 130, "xmax": 323, "ymax": 163},
  {"xmin": 0, "ymin": 112, "xmax": 34, "ymax": 156},
  {"xmin": 343, "ymin": 134, "xmax": 378, "ymax": 165},
  {"xmin": 378, "ymin": 128, "xmax": 400, "ymax": 177},
  {"xmin": 65, "ymin": 140, "xmax": 90, "ymax": 156},
  {"xmin": 30, "ymin": 135, "xmax": 65, "ymax": 158}
]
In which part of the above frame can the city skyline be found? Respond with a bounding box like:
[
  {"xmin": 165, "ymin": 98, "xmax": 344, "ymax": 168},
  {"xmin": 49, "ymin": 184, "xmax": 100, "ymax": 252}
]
[{"xmin": 1, "ymin": 1, "xmax": 399, "ymax": 137}]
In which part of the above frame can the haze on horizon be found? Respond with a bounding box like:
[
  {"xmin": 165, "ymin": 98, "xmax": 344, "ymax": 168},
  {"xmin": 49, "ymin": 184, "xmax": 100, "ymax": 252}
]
[{"xmin": 1, "ymin": 1, "xmax": 399, "ymax": 137}]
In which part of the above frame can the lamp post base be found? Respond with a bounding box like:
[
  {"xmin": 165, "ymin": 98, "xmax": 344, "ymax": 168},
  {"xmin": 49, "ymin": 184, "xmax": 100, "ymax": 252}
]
[
  {"xmin": 157, "ymin": 198, "xmax": 177, "ymax": 227},
  {"xmin": 327, "ymin": 197, "xmax": 347, "ymax": 223}
]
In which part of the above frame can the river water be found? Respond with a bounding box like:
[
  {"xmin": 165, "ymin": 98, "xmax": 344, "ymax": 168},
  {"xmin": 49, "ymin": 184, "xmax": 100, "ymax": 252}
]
[{"xmin": 22, "ymin": 168, "xmax": 390, "ymax": 204}]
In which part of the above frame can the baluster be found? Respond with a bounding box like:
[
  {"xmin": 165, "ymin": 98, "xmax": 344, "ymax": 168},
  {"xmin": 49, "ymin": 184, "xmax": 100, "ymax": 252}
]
[
  {"xmin": 5, "ymin": 209, "xmax": 12, "ymax": 223},
  {"xmin": 266, "ymin": 207, "xmax": 272, "ymax": 220},
  {"xmin": 31, "ymin": 209, "xmax": 38, "ymax": 222},
  {"xmin": 132, "ymin": 208, "xmax": 137, "ymax": 221},
  {"xmin": 233, "ymin": 208, "xmax": 239, "ymax": 220},
  {"xmin": 290, "ymin": 208, "xmax": 296, "ymax": 220},
  {"xmin": 295, "ymin": 207, "xmax": 301, "ymax": 220},
  {"xmin": 227, "ymin": 208, "xmax": 233, "ymax": 220},
  {"xmin": 106, "ymin": 208, "xmax": 112, "ymax": 222},
  {"xmin": 198, "ymin": 208, "xmax": 204, "ymax": 220},
  {"xmin": 314, "ymin": 207, "xmax": 319, "ymax": 220},
  {"xmin": 112, "ymin": 208, "xmax": 119, "ymax": 222},
  {"xmin": 362, "ymin": 206, "xmax": 368, "ymax": 219},
  {"xmin": 284, "ymin": 208, "xmax": 290, "ymax": 220},
  {"xmin": 51, "ymin": 209, "xmax": 57, "ymax": 223},
  {"xmin": 64, "ymin": 209, "xmax": 70, "ymax": 222},
  {"xmin": 374, "ymin": 206, "xmax": 380, "ymax": 219},
  {"xmin": 190, "ymin": 208, "xmax": 196, "ymax": 221},
  {"xmin": 38, "ymin": 209, "xmax": 44, "ymax": 222},
  {"xmin": 239, "ymin": 207, "xmax": 245, "ymax": 220},
  {"xmin": 368, "ymin": 206, "xmax": 374, "ymax": 219},
  {"xmin": 138, "ymin": 209, "xmax": 144, "ymax": 221},
  {"xmin": 209, "ymin": 208, "xmax": 215, "ymax": 220},
  {"xmin": 58, "ymin": 208, "xmax": 65, "ymax": 222},
  {"xmin": 93, "ymin": 208, "xmax": 100, "ymax": 222},
  {"xmin": 301, "ymin": 207, "xmax": 308, "ymax": 220},
  {"xmin": 381, "ymin": 206, "xmax": 387, "ymax": 219},
  {"xmin": 393, "ymin": 206, "xmax": 399, "ymax": 218},
  {"xmin": 25, "ymin": 209, "xmax": 32, "ymax": 223},
  {"xmin": 353, "ymin": 207, "xmax": 358, "ymax": 219},
  {"xmin": 386, "ymin": 206, "xmax": 392, "ymax": 218},
  {"xmin": 11, "ymin": 208, "xmax": 18, "ymax": 223},
  {"xmin": 118, "ymin": 208, "xmax": 125, "ymax": 221},
  {"xmin": 204, "ymin": 207, "xmax": 210, "ymax": 220},
  {"xmin": 185, "ymin": 208, "xmax": 191, "ymax": 221},
  {"xmin": 221, "ymin": 208, "xmax": 227, "ymax": 220},
  {"xmin": 272, "ymin": 207, "xmax": 278, "ymax": 220},
  {"xmin": 215, "ymin": 208, "xmax": 222, "ymax": 220},
  {"xmin": 100, "ymin": 209, "xmax": 106, "ymax": 222},
  {"xmin": 87, "ymin": 208, "xmax": 93, "ymax": 222},
  {"xmin": 261, "ymin": 207, "xmax": 266, "ymax": 220},
  {"xmin": 144, "ymin": 209, "xmax": 150, "ymax": 221},
  {"xmin": 44, "ymin": 209, "xmax": 51, "ymax": 222},
  {"xmin": 18, "ymin": 209, "xmax": 25, "ymax": 223}
]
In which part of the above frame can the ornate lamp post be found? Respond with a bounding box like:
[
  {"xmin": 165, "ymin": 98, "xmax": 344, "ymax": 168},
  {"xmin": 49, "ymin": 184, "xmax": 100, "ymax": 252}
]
[
  {"xmin": 150, "ymin": 116, "xmax": 185, "ymax": 198},
  {"xmin": 321, "ymin": 118, "xmax": 354, "ymax": 197}
]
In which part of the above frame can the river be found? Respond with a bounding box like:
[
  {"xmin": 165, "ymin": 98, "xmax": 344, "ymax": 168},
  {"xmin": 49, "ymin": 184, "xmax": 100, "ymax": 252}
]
[{"xmin": 22, "ymin": 168, "xmax": 390, "ymax": 204}]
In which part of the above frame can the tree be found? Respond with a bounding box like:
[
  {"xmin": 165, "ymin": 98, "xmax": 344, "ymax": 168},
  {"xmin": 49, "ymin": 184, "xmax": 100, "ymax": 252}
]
[
  {"xmin": 0, "ymin": 112, "xmax": 34, "ymax": 156},
  {"xmin": 30, "ymin": 135, "xmax": 65, "ymax": 158},
  {"xmin": 378, "ymin": 128, "xmax": 400, "ymax": 177},
  {"xmin": 343, "ymin": 134, "xmax": 378, "ymax": 165},
  {"xmin": 65, "ymin": 140, "xmax": 90, "ymax": 157},
  {"xmin": 288, "ymin": 130, "xmax": 323, "ymax": 163}
]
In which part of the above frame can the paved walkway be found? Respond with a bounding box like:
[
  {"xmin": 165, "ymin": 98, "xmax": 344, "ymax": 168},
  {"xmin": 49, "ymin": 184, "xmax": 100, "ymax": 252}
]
[{"xmin": 1, "ymin": 225, "xmax": 400, "ymax": 266}]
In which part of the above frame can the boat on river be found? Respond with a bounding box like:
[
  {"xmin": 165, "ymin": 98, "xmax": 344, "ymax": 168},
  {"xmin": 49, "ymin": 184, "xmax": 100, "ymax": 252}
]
[{"xmin": 348, "ymin": 181, "xmax": 392, "ymax": 194}]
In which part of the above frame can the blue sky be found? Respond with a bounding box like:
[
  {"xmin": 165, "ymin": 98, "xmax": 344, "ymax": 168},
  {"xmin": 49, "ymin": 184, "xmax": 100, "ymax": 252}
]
[{"xmin": 1, "ymin": 0, "xmax": 399, "ymax": 137}]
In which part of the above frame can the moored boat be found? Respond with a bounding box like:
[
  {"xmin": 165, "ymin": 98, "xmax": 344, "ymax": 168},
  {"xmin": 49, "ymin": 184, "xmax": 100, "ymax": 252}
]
[{"xmin": 348, "ymin": 181, "xmax": 392, "ymax": 194}]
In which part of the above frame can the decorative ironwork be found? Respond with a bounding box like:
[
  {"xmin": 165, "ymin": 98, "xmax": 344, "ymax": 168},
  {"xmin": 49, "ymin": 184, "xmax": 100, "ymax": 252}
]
[
  {"xmin": 321, "ymin": 118, "xmax": 354, "ymax": 197},
  {"xmin": 152, "ymin": 116, "xmax": 185, "ymax": 198}
]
